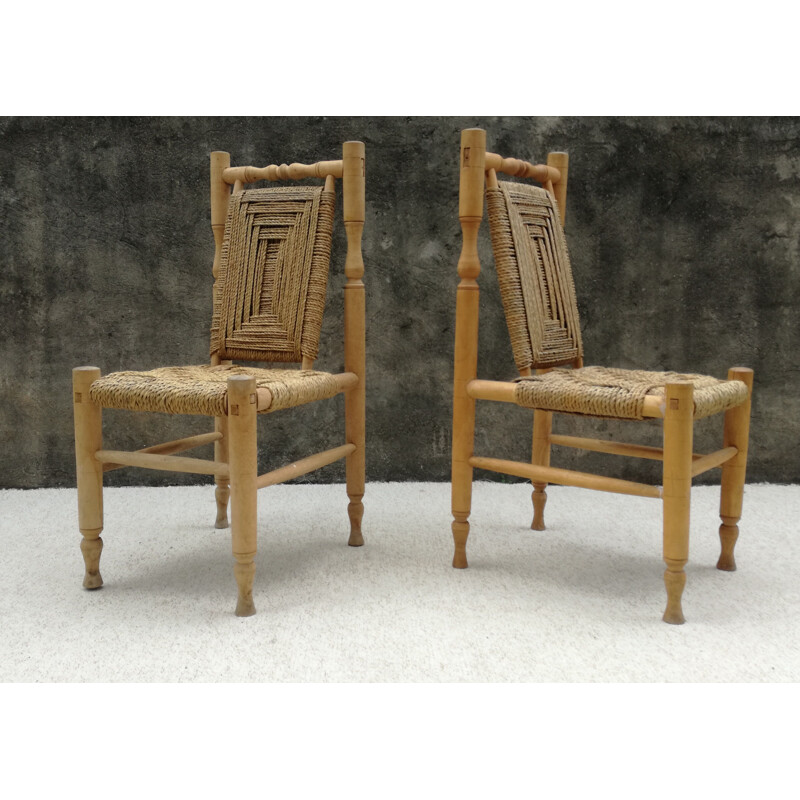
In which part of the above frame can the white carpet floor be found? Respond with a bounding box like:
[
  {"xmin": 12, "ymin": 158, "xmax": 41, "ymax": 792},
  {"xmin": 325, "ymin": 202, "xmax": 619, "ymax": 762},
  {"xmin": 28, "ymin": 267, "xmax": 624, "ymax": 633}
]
[{"xmin": 2, "ymin": 482, "xmax": 798, "ymax": 682}]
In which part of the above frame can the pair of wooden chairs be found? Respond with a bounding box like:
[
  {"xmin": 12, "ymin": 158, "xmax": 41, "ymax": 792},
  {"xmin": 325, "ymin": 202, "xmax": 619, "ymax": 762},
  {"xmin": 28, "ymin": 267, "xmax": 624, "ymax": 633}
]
[{"xmin": 73, "ymin": 130, "xmax": 753, "ymax": 624}]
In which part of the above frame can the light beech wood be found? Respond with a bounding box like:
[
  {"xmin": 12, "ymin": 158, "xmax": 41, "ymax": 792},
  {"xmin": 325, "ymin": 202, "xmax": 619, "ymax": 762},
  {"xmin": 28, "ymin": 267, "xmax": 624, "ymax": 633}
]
[
  {"xmin": 550, "ymin": 433, "xmax": 736, "ymax": 472},
  {"xmin": 210, "ymin": 151, "xmax": 231, "ymax": 294},
  {"xmin": 547, "ymin": 152, "xmax": 569, "ymax": 226},
  {"xmin": 550, "ymin": 433, "xmax": 668, "ymax": 461},
  {"xmin": 215, "ymin": 415, "xmax": 230, "ymax": 529},
  {"xmin": 718, "ymin": 368, "xmax": 754, "ymax": 571},
  {"xmin": 256, "ymin": 444, "xmax": 355, "ymax": 490},
  {"xmin": 469, "ymin": 456, "xmax": 662, "ymax": 499},
  {"xmin": 227, "ymin": 375, "xmax": 258, "ymax": 617},
  {"xmin": 530, "ymin": 410, "xmax": 552, "ymax": 530},
  {"xmin": 343, "ymin": 141, "xmax": 366, "ymax": 547},
  {"xmin": 691, "ymin": 446, "xmax": 738, "ymax": 477},
  {"xmin": 73, "ymin": 367, "xmax": 104, "ymax": 589},
  {"xmin": 662, "ymin": 382, "xmax": 694, "ymax": 624},
  {"xmin": 451, "ymin": 129, "xmax": 486, "ymax": 569},
  {"xmin": 95, "ymin": 450, "xmax": 229, "ymax": 477},
  {"xmin": 223, "ymin": 160, "xmax": 344, "ymax": 184},
  {"xmin": 101, "ymin": 431, "xmax": 222, "ymax": 471},
  {"xmin": 485, "ymin": 152, "xmax": 560, "ymax": 184},
  {"xmin": 451, "ymin": 128, "xmax": 754, "ymax": 624}
]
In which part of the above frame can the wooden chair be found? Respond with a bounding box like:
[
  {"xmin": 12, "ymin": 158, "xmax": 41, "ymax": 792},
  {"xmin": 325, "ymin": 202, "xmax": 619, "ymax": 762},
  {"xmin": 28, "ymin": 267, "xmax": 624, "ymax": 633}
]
[
  {"xmin": 450, "ymin": 128, "xmax": 753, "ymax": 624},
  {"xmin": 73, "ymin": 142, "xmax": 366, "ymax": 616}
]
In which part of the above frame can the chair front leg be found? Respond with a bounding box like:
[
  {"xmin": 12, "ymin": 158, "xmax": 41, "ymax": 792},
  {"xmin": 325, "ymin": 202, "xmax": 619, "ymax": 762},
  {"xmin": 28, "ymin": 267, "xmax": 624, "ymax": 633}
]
[
  {"xmin": 451, "ymin": 384, "xmax": 476, "ymax": 569},
  {"xmin": 662, "ymin": 381, "xmax": 694, "ymax": 624},
  {"xmin": 718, "ymin": 367, "xmax": 754, "ymax": 571},
  {"xmin": 227, "ymin": 375, "xmax": 258, "ymax": 617},
  {"xmin": 73, "ymin": 367, "xmax": 104, "ymax": 589},
  {"xmin": 531, "ymin": 409, "xmax": 552, "ymax": 530},
  {"xmin": 344, "ymin": 347, "xmax": 365, "ymax": 548}
]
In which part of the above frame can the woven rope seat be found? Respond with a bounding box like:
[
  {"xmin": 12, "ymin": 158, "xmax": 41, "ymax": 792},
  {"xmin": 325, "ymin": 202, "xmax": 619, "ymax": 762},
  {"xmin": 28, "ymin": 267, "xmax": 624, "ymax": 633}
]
[
  {"xmin": 515, "ymin": 366, "xmax": 749, "ymax": 420},
  {"xmin": 89, "ymin": 365, "xmax": 343, "ymax": 417}
]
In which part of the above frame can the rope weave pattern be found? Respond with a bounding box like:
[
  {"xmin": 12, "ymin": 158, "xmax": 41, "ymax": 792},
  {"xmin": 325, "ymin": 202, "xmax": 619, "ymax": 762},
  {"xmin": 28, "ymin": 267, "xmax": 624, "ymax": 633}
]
[
  {"xmin": 210, "ymin": 186, "xmax": 334, "ymax": 363},
  {"xmin": 515, "ymin": 366, "xmax": 748, "ymax": 420},
  {"xmin": 487, "ymin": 182, "xmax": 583, "ymax": 371},
  {"xmin": 90, "ymin": 365, "xmax": 343, "ymax": 417}
]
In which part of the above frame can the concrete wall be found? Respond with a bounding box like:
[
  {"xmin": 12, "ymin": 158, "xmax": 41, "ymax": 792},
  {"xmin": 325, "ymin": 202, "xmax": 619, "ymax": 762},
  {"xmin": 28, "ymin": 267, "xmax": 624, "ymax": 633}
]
[{"xmin": 2, "ymin": 116, "xmax": 798, "ymax": 489}]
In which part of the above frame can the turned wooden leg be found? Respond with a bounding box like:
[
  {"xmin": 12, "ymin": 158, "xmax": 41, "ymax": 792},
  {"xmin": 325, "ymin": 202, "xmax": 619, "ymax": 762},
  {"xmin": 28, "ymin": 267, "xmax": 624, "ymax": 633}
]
[
  {"xmin": 73, "ymin": 367, "xmax": 104, "ymax": 590},
  {"xmin": 227, "ymin": 375, "xmax": 258, "ymax": 617},
  {"xmin": 718, "ymin": 367, "xmax": 753, "ymax": 572},
  {"xmin": 451, "ymin": 355, "xmax": 476, "ymax": 569},
  {"xmin": 347, "ymin": 495, "xmax": 365, "ymax": 547},
  {"xmin": 451, "ymin": 128, "xmax": 483, "ymax": 570},
  {"xmin": 214, "ymin": 415, "xmax": 230, "ymax": 529},
  {"xmin": 344, "ymin": 350, "xmax": 365, "ymax": 548},
  {"xmin": 531, "ymin": 409, "xmax": 552, "ymax": 530},
  {"xmin": 343, "ymin": 141, "xmax": 366, "ymax": 548},
  {"xmin": 662, "ymin": 381, "xmax": 694, "ymax": 625},
  {"xmin": 451, "ymin": 510, "xmax": 470, "ymax": 569}
]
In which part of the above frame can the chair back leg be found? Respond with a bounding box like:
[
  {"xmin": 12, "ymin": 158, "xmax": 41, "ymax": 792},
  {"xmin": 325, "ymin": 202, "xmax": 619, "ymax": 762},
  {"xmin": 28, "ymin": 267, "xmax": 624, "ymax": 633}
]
[
  {"xmin": 530, "ymin": 409, "xmax": 553, "ymax": 530},
  {"xmin": 718, "ymin": 367, "xmax": 754, "ymax": 571},
  {"xmin": 73, "ymin": 366, "xmax": 104, "ymax": 589}
]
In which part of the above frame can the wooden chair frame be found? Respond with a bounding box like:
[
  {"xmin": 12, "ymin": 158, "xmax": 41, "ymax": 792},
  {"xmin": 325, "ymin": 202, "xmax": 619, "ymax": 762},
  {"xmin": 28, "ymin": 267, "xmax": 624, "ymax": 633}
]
[
  {"xmin": 451, "ymin": 128, "xmax": 753, "ymax": 624},
  {"xmin": 73, "ymin": 141, "xmax": 366, "ymax": 617}
]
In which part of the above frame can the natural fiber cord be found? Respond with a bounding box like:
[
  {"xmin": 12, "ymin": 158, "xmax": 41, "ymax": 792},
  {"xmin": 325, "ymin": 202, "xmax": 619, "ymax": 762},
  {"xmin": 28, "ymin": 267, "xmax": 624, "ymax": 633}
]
[
  {"xmin": 515, "ymin": 366, "xmax": 749, "ymax": 420},
  {"xmin": 487, "ymin": 182, "xmax": 582, "ymax": 371},
  {"xmin": 90, "ymin": 365, "xmax": 343, "ymax": 416},
  {"xmin": 210, "ymin": 186, "xmax": 334, "ymax": 363}
]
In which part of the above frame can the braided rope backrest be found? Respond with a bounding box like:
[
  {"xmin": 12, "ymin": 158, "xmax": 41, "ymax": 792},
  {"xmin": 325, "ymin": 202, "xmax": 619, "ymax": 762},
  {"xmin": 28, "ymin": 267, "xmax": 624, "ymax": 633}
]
[
  {"xmin": 487, "ymin": 181, "xmax": 583, "ymax": 371},
  {"xmin": 210, "ymin": 185, "xmax": 335, "ymax": 363}
]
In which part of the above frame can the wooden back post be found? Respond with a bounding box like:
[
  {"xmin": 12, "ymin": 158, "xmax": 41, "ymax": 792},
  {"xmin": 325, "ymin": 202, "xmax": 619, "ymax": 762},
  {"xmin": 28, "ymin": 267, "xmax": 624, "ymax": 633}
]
[
  {"xmin": 342, "ymin": 141, "xmax": 366, "ymax": 546},
  {"xmin": 547, "ymin": 151, "xmax": 569, "ymax": 226},
  {"xmin": 210, "ymin": 151, "xmax": 232, "ymax": 369},
  {"xmin": 451, "ymin": 128, "xmax": 486, "ymax": 568}
]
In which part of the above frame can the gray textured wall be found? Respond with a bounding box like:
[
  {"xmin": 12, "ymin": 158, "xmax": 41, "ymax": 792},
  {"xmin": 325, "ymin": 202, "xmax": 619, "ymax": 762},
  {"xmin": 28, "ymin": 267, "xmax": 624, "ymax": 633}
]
[{"xmin": 1, "ymin": 117, "xmax": 798, "ymax": 489}]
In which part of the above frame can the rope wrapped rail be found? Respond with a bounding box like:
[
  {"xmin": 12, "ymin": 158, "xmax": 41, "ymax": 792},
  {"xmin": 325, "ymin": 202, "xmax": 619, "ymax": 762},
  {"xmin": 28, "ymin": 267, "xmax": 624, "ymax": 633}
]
[
  {"xmin": 89, "ymin": 365, "xmax": 347, "ymax": 417},
  {"xmin": 515, "ymin": 366, "xmax": 749, "ymax": 420},
  {"xmin": 487, "ymin": 181, "xmax": 583, "ymax": 371}
]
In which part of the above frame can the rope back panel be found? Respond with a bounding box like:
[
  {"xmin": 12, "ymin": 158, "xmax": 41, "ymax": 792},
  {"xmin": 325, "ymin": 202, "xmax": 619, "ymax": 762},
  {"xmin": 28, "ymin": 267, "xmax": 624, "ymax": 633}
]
[
  {"xmin": 515, "ymin": 366, "xmax": 748, "ymax": 420},
  {"xmin": 210, "ymin": 186, "xmax": 335, "ymax": 363},
  {"xmin": 90, "ymin": 365, "xmax": 343, "ymax": 416},
  {"xmin": 487, "ymin": 181, "xmax": 583, "ymax": 371}
]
